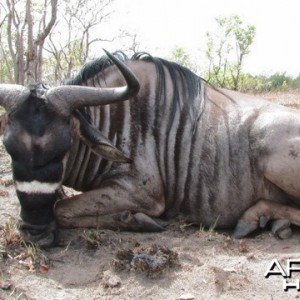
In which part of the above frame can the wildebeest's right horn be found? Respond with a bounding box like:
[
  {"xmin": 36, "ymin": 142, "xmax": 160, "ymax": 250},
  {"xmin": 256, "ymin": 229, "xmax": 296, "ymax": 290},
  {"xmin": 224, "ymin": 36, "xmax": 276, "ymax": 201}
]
[
  {"xmin": 0, "ymin": 84, "xmax": 30, "ymax": 112},
  {"xmin": 46, "ymin": 50, "xmax": 140, "ymax": 115}
]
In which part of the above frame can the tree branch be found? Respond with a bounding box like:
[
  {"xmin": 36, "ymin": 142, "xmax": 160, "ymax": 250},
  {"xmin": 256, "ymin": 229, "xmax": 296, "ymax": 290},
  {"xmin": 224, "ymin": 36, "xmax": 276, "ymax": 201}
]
[{"xmin": 35, "ymin": 0, "xmax": 58, "ymax": 46}]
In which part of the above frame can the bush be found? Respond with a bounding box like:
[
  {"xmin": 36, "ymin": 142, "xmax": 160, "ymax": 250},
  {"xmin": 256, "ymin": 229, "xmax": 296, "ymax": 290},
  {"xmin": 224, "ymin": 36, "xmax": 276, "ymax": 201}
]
[
  {"xmin": 291, "ymin": 74, "xmax": 300, "ymax": 88},
  {"xmin": 268, "ymin": 73, "xmax": 292, "ymax": 90},
  {"xmin": 210, "ymin": 72, "xmax": 300, "ymax": 93},
  {"xmin": 239, "ymin": 74, "xmax": 270, "ymax": 92}
]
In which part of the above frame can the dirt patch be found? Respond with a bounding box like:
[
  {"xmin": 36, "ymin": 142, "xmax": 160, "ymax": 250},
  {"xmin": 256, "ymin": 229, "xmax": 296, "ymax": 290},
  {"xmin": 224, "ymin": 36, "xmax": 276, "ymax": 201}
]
[
  {"xmin": 2, "ymin": 221, "xmax": 300, "ymax": 300},
  {"xmin": 1, "ymin": 92, "xmax": 300, "ymax": 299}
]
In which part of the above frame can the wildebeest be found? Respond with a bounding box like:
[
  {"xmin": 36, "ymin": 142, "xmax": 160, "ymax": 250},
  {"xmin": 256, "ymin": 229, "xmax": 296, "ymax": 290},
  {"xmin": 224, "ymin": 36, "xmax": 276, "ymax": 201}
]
[{"xmin": 1, "ymin": 50, "xmax": 300, "ymax": 247}]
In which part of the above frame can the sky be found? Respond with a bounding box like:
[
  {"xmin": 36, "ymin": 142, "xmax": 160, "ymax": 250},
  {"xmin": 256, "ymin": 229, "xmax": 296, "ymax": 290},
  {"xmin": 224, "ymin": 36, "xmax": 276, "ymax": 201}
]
[{"xmin": 105, "ymin": 0, "xmax": 300, "ymax": 77}]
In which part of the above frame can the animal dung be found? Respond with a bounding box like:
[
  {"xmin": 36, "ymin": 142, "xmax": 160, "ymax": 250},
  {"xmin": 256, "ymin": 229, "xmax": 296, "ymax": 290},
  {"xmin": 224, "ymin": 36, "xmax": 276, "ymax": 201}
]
[{"xmin": 112, "ymin": 243, "xmax": 179, "ymax": 278}]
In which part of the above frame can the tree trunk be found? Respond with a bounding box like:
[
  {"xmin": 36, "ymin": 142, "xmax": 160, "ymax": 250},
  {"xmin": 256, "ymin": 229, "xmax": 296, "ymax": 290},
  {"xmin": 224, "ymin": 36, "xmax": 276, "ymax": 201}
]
[
  {"xmin": 26, "ymin": 0, "xmax": 57, "ymax": 83},
  {"xmin": 25, "ymin": 0, "xmax": 35, "ymax": 83}
]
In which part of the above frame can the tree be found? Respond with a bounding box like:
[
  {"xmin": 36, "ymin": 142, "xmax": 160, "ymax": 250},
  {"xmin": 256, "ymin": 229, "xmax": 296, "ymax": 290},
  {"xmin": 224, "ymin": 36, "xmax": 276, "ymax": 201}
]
[
  {"xmin": 0, "ymin": 4, "xmax": 13, "ymax": 82},
  {"xmin": 169, "ymin": 46, "xmax": 196, "ymax": 72},
  {"xmin": 45, "ymin": 0, "xmax": 115, "ymax": 83},
  {"xmin": 2, "ymin": 0, "xmax": 58, "ymax": 84},
  {"xmin": 119, "ymin": 31, "xmax": 141, "ymax": 56},
  {"xmin": 0, "ymin": 0, "xmax": 115, "ymax": 84},
  {"xmin": 205, "ymin": 15, "xmax": 256, "ymax": 90}
]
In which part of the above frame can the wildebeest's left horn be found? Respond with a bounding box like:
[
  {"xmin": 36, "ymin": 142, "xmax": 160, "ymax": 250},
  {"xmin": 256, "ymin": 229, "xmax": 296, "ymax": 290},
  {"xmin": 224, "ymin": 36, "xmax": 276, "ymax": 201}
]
[
  {"xmin": 0, "ymin": 84, "xmax": 30, "ymax": 112},
  {"xmin": 46, "ymin": 50, "xmax": 140, "ymax": 115}
]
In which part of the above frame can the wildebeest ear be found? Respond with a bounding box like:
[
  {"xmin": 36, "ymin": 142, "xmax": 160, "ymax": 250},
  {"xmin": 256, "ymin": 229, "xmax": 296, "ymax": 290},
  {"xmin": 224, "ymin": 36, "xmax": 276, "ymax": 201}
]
[
  {"xmin": 0, "ymin": 113, "xmax": 8, "ymax": 136},
  {"xmin": 74, "ymin": 111, "xmax": 132, "ymax": 163}
]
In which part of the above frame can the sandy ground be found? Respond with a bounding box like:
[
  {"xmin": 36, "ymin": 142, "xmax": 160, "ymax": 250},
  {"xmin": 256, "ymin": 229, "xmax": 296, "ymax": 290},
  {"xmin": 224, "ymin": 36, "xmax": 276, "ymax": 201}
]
[{"xmin": 1, "ymin": 91, "xmax": 300, "ymax": 300}]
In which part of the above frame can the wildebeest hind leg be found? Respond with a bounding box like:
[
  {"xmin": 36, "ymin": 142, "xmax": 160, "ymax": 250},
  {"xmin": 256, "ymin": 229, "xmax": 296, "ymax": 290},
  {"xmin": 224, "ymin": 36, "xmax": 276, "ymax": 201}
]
[{"xmin": 234, "ymin": 200, "xmax": 300, "ymax": 239}]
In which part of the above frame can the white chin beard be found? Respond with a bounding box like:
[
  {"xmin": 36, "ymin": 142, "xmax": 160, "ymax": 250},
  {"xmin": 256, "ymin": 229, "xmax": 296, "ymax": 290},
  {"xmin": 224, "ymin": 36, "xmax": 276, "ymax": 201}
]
[{"xmin": 15, "ymin": 180, "xmax": 60, "ymax": 194}]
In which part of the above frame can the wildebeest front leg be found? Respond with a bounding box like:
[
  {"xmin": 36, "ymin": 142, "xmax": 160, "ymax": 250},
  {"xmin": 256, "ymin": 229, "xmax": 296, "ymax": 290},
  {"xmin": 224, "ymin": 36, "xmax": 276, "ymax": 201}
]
[
  {"xmin": 234, "ymin": 200, "xmax": 300, "ymax": 239},
  {"xmin": 54, "ymin": 182, "xmax": 165, "ymax": 232}
]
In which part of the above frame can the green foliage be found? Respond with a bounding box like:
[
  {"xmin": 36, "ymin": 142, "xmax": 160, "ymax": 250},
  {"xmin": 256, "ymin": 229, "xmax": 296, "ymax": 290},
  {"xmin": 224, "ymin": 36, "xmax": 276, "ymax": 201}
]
[
  {"xmin": 168, "ymin": 46, "xmax": 197, "ymax": 72},
  {"xmin": 238, "ymin": 73, "xmax": 300, "ymax": 93},
  {"xmin": 238, "ymin": 74, "xmax": 268, "ymax": 92},
  {"xmin": 292, "ymin": 74, "xmax": 300, "ymax": 88},
  {"xmin": 205, "ymin": 15, "xmax": 256, "ymax": 90},
  {"xmin": 268, "ymin": 73, "xmax": 291, "ymax": 90},
  {"xmin": 204, "ymin": 15, "xmax": 299, "ymax": 92},
  {"xmin": 0, "ymin": 47, "xmax": 14, "ymax": 83}
]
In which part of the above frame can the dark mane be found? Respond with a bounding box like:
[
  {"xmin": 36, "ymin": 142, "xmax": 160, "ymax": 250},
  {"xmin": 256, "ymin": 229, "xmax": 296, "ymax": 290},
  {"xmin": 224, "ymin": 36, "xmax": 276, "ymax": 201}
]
[
  {"xmin": 64, "ymin": 51, "xmax": 129, "ymax": 86},
  {"xmin": 65, "ymin": 51, "xmax": 204, "ymax": 132}
]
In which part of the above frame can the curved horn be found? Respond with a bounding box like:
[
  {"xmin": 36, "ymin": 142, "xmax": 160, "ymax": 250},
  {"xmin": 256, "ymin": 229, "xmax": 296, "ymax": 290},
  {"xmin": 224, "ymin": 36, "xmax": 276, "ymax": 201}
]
[
  {"xmin": 0, "ymin": 84, "xmax": 30, "ymax": 112},
  {"xmin": 46, "ymin": 50, "xmax": 140, "ymax": 115}
]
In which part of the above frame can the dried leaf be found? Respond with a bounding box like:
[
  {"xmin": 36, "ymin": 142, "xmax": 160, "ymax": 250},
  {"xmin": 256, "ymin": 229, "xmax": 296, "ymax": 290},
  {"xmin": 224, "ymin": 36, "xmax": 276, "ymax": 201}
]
[
  {"xmin": 0, "ymin": 189, "xmax": 9, "ymax": 197},
  {"xmin": 20, "ymin": 257, "xmax": 35, "ymax": 272},
  {"xmin": 238, "ymin": 239, "xmax": 247, "ymax": 253},
  {"xmin": 39, "ymin": 264, "xmax": 49, "ymax": 273}
]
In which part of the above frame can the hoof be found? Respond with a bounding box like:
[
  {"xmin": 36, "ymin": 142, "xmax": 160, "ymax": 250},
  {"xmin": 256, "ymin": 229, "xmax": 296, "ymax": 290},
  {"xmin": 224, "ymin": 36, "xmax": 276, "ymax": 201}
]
[
  {"xmin": 113, "ymin": 211, "xmax": 165, "ymax": 232},
  {"xmin": 259, "ymin": 215, "xmax": 269, "ymax": 228},
  {"xmin": 271, "ymin": 219, "xmax": 292, "ymax": 239},
  {"xmin": 134, "ymin": 212, "xmax": 166, "ymax": 232},
  {"xmin": 233, "ymin": 222, "xmax": 258, "ymax": 239},
  {"xmin": 276, "ymin": 228, "xmax": 292, "ymax": 239}
]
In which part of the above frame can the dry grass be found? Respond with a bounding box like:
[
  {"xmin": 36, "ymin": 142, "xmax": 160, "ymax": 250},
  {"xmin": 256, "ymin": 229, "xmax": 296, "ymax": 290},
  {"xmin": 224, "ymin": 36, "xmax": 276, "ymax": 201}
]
[
  {"xmin": 1, "ymin": 217, "xmax": 24, "ymax": 248},
  {"xmin": 0, "ymin": 218, "xmax": 49, "ymax": 274},
  {"xmin": 253, "ymin": 88, "xmax": 300, "ymax": 109},
  {"xmin": 81, "ymin": 229, "xmax": 104, "ymax": 249}
]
